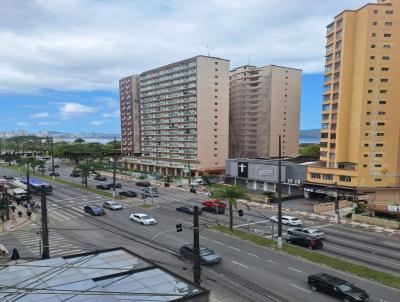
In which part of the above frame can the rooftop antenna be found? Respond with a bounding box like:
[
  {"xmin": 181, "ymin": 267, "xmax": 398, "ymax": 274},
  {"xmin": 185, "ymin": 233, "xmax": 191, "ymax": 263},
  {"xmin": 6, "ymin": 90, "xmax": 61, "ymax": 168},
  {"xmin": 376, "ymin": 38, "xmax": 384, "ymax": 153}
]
[{"xmin": 206, "ymin": 44, "xmax": 210, "ymax": 57}]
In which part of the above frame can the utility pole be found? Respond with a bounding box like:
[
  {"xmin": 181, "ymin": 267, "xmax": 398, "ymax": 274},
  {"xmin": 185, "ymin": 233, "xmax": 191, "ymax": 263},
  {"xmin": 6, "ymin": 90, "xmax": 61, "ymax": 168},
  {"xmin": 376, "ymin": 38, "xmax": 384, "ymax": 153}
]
[
  {"xmin": 193, "ymin": 205, "xmax": 201, "ymax": 285},
  {"xmin": 26, "ymin": 162, "xmax": 31, "ymax": 209},
  {"xmin": 50, "ymin": 136, "xmax": 55, "ymax": 180},
  {"xmin": 277, "ymin": 135, "xmax": 283, "ymax": 249},
  {"xmin": 112, "ymin": 136, "xmax": 116, "ymax": 198},
  {"xmin": 334, "ymin": 182, "xmax": 340, "ymax": 224},
  {"xmin": 40, "ymin": 185, "xmax": 50, "ymax": 259}
]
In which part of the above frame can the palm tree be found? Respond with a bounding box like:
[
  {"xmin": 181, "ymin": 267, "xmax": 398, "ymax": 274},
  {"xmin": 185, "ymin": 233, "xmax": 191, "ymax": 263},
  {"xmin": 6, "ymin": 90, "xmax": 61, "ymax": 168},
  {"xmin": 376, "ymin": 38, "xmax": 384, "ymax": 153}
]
[
  {"xmin": 77, "ymin": 163, "xmax": 91, "ymax": 187},
  {"xmin": 213, "ymin": 185, "xmax": 249, "ymax": 231}
]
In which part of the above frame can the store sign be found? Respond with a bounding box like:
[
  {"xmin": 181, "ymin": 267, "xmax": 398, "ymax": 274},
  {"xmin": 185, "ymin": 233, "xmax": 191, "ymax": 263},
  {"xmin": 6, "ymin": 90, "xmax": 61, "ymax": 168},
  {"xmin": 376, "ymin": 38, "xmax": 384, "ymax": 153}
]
[
  {"xmin": 258, "ymin": 170, "xmax": 273, "ymax": 177},
  {"xmin": 388, "ymin": 205, "xmax": 399, "ymax": 212}
]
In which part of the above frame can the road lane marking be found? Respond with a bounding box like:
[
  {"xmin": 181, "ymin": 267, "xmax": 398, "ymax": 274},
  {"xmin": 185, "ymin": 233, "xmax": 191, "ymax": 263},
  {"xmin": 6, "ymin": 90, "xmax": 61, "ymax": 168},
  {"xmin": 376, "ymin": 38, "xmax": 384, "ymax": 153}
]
[
  {"xmin": 229, "ymin": 246, "xmax": 240, "ymax": 251},
  {"xmin": 327, "ymin": 237, "xmax": 400, "ymax": 257},
  {"xmin": 290, "ymin": 283, "xmax": 311, "ymax": 293},
  {"xmin": 247, "ymin": 252, "xmax": 259, "ymax": 258},
  {"xmin": 266, "ymin": 259, "xmax": 279, "ymax": 264},
  {"xmin": 233, "ymin": 220, "xmax": 269, "ymax": 228},
  {"xmin": 200, "ymin": 235, "xmax": 209, "ymax": 241},
  {"xmin": 288, "ymin": 267, "xmax": 303, "ymax": 273},
  {"xmin": 315, "ymin": 223, "xmax": 333, "ymax": 228},
  {"xmin": 212, "ymin": 240, "xmax": 225, "ymax": 246},
  {"xmin": 232, "ymin": 260, "xmax": 248, "ymax": 269}
]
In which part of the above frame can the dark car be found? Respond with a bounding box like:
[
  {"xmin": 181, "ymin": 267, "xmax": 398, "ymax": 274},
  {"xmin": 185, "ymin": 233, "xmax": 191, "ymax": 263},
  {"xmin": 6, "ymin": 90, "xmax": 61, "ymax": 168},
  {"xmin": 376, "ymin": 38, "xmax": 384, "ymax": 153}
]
[
  {"xmin": 119, "ymin": 191, "xmax": 137, "ymax": 197},
  {"xmin": 286, "ymin": 236, "xmax": 323, "ymax": 250},
  {"xmin": 176, "ymin": 206, "xmax": 202, "ymax": 215},
  {"xmin": 201, "ymin": 206, "xmax": 225, "ymax": 214},
  {"xmin": 307, "ymin": 273, "xmax": 369, "ymax": 302},
  {"xmin": 94, "ymin": 175, "xmax": 107, "ymax": 181},
  {"xmin": 49, "ymin": 172, "xmax": 60, "ymax": 176},
  {"xmin": 53, "ymin": 164, "xmax": 60, "ymax": 168},
  {"xmin": 3, "ymin": 175, "xmax": 14, "ymax": 180},
  {"xmin": 136, "ymin": 181, "xmax": 151, "ymax": 187},
  {"xmin": 106, "ymin": 183, "xmax": 122, "ymax": 189},
  {"xmin": 84, "ymin": 205, "xmax": 105, "ymax": 216},
  {"xmin": 70, "ymin": 171, "xmax": 81, "ymax": 177},
  {"xmin": 180, "ymin": 244, "xmax": 222, "ymax": 265},
  {"xmin": 96, "ymin": 184, "xmax": 111, "ymax": 190}
]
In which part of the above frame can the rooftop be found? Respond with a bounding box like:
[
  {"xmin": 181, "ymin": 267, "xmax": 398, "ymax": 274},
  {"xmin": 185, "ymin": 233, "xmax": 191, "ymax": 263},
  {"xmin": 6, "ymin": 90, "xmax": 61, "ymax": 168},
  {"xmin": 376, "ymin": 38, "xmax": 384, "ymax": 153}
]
[{"xmin": 228, "ymin": 156, "xmax": 318, "ymax": 166}]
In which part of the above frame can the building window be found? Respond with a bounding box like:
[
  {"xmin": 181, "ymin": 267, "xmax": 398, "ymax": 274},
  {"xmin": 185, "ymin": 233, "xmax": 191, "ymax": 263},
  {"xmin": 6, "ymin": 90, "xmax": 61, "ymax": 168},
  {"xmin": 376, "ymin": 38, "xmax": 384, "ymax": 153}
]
[
  {"xmin": 215, "ymin": 62, "xmax": 219, "ymax": 65},
  {"xmin": 382, "ymin": 56, "xmax": 390, "ymax": 60},
  {"xmin": 386, "ymin": 10, "xmax": 393, "ymax": 14},
  {"xmin": 364, "ymin": 154, "xmax": 368, "ymax": 157},
  {"xmin": 367, "ymin": 112, "xmax": 371, "ymax": 115},
  {"xmin": 369, "ymin": 67, "xmax": 374, "ymax": 71},
  {"xmin": 375, "ymin": 178, "xmax": 382, "ymax": 182},
  {"xmin": 381, "ymin": 79, "xmax": 388, "ymax": 82},
  {"xmin": 377, "ymin": 122, "xmax": 385, "ymax": 126},
  {"xmin": 384, "ymin": 33, "xmax": 391, "ymax": 37},
  {"xmin": 380, "ymin": 90, "xmax": 387, "ymax": 94},
  {"xmin": 370, "ymin": 56, "xmax": 375, "ymax": 59},
  {"xmin": 339, "ymin": 176, "xmax": 352, "ymax": 182},
  {"xmin": 379, "ymin": 101, "xmax": 386, "ymax": 104},
  {"xmin": 376, "ymin": 154, "xmax": 383, "ymax": 157},
  {"xmin": 385, "ymin": 22, "xmax": 393, "ymax": 26},
  {"xmin": 214, "ymin": 82, "xmax": 218, "ymax": 85},
  {"xmin": 377, "ymin": 133, "xmax": 384, "ymax": 136},
  {"xmin": 378, "ymin": 111, "xmax": 386, "ymax": 115},
  {"xmin": 369, "ymin": 79, "xmax": 373, "ymax": 82},
  {"xmin": 322, "ymin": 174, "xmax": 333, "ymax": 180},
  {"xmin": 383, "ymin": 44, "xmax": 391, "ymax": 49},
  {"xmin": 381, "ymin": 67, "xmax": 389, "ymax": 71},
  {"xmin": 376, "ymin": 143, "xmax": 384, "ymax": 147},
  {"xmin": 363, "ymin": 164, "xmax": 368, "ymax": 168},
  {"xmin": 364, "ymin": 143, "xmax": 369, "ymax": 147},
  {"xmin": 368, "ymin": 90, "xmax": 373, "ymax": 93},
  {"xmin": 372, "ymin": 33, "xmax": 376, "ymax": 37},
  {"xmin": 365, "ymin": 133, "xmax": 369, "ymax": 136},
  {"xmin": 373, "ymin": 9, "xmax": 378, "ymax": 14},
  {"xmin": 371, "ymin": 44, "xmax": 376, "ymax": 48},
  {"xmin": 311, "ymin": 173, "xmax": 321, "ymax": 179},
  {"xmin": 372, "ymin": 21, "xmax": 378, "ymax": 26},
  {"xmin": 214, "ymin": 89, "xmax": 218, "ymax": 92},
  {"xmin": 375, "ymin": 164, "xmax": 382, "ymax": 167},
  {"xmin": 367, "ymin": 100, "xmax": 372, "ymax": 104},
  {"xmin": 215, "ymin": 68, "xmax": 218, "ymax": 72}
]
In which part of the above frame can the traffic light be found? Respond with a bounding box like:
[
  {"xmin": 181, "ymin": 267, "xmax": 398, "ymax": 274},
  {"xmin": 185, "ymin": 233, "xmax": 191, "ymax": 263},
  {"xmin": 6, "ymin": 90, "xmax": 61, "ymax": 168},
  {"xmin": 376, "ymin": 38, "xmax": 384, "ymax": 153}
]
[
  {"xmin": 176, "ymin": 223, "xmax": 183, "ymax": 232},
  {"xmin": 238, "ymin": 209, "xmax": 244, "ymax": 217}
]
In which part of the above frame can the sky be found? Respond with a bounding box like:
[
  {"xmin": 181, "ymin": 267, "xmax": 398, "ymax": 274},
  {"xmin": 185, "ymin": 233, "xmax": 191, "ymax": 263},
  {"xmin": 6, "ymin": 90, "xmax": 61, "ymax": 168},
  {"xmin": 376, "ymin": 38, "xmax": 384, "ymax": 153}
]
[{"xmin": 0, "ymin": 0, "xmax": 368, "ymax": 133}]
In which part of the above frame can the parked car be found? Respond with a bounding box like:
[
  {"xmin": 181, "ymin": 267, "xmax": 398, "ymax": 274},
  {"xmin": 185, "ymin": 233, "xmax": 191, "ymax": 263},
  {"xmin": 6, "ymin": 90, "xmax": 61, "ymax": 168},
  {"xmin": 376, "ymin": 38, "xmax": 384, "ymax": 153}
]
[
  {"xmin": 91, "ymin": 172, "xmax": 100, "ymax": 177},
  {"xmin": 176, "ymin": 206, "xmax": 202, "ymax": 215},
  {"xmin": 270, "ymin": 215, "xmax": 302, "ymax": 226},
  {"xmin": 201, "ymin": 206, "xmax": 225, "ymax": 214},
  {"xmin": 49, "ymin": 172, "xmax": 60, "ymax": 176},
  {"xmin": 106, "ymin": 183, "xmax": 122, "ymax": 189},
  {"xmin": 201, "ymin": 199, "xmax": 226, "ymax": 208},
  {"xmin": 70, "ymin": 171, "xmax": 81, "ymax": 177},
  {"xmin": 3, "ymin": 175, "xmax": 14, "ymax": 180},
  {"xmin": 119, "ymin": 191, "xmax": 137, "ymax": 197},
  {"xmin": 190, "ymin": 178, "xmax": 206, "ymax": 186},
  {"xmin": 84, "ymin": 205, "xmax": 105, "ymax": 216},
  {"xmin": 287, "ymin": 227, "xmax": 325, "ymax": 239},
  {"xmin": 37, "ymin": 166, "xmax": 46, "ymax": 173},
  {"xmin": 307, "ymin": 273, "xmax": 369, "ymax": 302},
  {"xmin": 180, "ymin": 244, "xmax": 222, "ymax": 265},
  {"xmin": 129, "ymin": 213, "xmax": 156, "ymax": 225},
  {"xmin": 103, "ymin": 201, "xmax": 123, "ymax": 210},
  {"xmin": 96, "ymin": 184, "xmax": 111, "ymax": 190},
  {"xmin": 94, "ymin": 175, "xmax": 107, "ymax": 181},
  {"xmin": 286, "ymin": 235, "xmax": 323, "ymax": 250},
  {"xmin": 136, "ymin": 181, "xmax": 151, "ymax": 187}
]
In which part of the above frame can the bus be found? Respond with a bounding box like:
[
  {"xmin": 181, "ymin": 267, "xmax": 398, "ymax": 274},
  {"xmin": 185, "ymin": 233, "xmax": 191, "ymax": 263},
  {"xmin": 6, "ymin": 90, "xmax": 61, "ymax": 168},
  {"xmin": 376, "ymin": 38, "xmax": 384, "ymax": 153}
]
[{"xmin": 21, "ymin": 179, "xmax": 53, "ymax": 195}]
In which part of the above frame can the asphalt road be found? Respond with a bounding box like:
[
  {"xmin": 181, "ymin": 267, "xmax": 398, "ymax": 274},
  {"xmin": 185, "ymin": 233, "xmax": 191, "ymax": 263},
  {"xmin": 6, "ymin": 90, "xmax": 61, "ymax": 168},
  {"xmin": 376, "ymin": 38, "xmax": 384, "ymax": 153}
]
[{"xmin": 1, "ymin": 165, "xmax": 400, "ymax": 302}]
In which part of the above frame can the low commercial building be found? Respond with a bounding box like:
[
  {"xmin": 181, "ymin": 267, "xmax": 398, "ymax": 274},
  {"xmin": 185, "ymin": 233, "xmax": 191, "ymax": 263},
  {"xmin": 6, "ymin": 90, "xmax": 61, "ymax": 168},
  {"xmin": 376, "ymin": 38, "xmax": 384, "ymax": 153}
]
[
  {"xmin": 0, "ymin": 247, "xmax": 209, "ymax": 302},
  {"xmin": 225, "ymin": 157, "xmax": 316, "ymax": 195}
]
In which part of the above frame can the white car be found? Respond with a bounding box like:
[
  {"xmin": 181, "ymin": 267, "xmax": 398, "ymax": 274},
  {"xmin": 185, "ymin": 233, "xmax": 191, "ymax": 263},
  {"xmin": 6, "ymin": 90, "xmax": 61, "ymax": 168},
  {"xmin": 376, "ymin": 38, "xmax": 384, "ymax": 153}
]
[
  {"xmin": 129, "ymin": 213, "xmax": 156, "ymax": 225},
  {"xmin": 270, "ymin": 215, "xmax": 302, "ymax": 226},
  {"xmin": 103, "ymin": 201, "xmax": 123, "ymax": 210},
  {"xmin": 287, "ymin": 227, "xmax": 325, "ymax": 239}
]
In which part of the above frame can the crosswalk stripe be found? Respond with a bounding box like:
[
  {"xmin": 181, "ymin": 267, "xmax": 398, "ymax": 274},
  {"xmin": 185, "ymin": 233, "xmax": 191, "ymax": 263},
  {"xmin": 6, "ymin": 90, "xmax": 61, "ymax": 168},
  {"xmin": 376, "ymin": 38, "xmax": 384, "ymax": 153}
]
[{"xmin": 49, "ymin": 211, "xmax": 68, "ymax": 221}]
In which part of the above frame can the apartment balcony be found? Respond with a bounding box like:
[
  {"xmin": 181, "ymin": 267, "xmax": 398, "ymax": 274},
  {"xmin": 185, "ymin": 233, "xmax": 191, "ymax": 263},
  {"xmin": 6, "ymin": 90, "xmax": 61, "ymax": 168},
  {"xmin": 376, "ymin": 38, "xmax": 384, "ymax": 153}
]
[{"xmin": 307, "ymin": 165, "xmax": 358, "ymax": 187}]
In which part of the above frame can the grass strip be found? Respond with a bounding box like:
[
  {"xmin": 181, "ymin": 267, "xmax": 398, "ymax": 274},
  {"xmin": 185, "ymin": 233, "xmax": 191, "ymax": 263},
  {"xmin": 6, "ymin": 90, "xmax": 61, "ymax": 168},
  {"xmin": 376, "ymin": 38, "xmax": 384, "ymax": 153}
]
[
  {"xmin": 1, "ymin": 164, "xmax": 124, "ymax": 200},
  {"xmin": 210, "ymin": 224, "xmax": 400, "ymax": 290}
]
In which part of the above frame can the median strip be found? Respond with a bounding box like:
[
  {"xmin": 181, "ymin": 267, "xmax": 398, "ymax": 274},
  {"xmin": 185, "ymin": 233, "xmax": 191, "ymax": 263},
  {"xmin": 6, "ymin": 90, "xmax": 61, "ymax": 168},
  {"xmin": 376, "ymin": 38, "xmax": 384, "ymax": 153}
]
[{"xmin": 210, "ymin": 224, "xmax": 400, "ymax": 290}]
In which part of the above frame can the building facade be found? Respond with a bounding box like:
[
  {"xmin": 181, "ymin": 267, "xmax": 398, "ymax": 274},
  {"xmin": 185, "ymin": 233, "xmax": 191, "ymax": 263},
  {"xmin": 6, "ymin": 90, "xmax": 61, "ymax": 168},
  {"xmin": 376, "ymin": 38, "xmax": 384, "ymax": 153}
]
[
  {"xmin": 229, "ymin": 65, "xmax": 302, "ymax": 158},
  {"xmin": 226, "ymin": 158, "xmax": 314, "ymax": 195},
  {"xmin": 305, "ymin": 0, "xmax": 400, "ymax": 207},
  {"xmin": 120, "ymin": 56, "xmax": 230, "ymax": 176}
]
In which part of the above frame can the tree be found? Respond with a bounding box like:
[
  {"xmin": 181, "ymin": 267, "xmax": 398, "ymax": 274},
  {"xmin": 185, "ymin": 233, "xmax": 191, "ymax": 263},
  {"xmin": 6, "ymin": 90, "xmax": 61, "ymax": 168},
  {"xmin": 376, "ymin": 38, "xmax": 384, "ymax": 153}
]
[
  {"xmin": 299, "ymin": 144, "xmax": 320, "ymax": 158},
  {"xmin": 74, "ymin": 138, "xmax": 85, "ymax": 143},
  {"xmin": 77, "ymin": 163, "xmax": 91, "ymax": 187},
  {"xmin": 213, "ymin": 185, "xmax": 249, "ymax": 231}
]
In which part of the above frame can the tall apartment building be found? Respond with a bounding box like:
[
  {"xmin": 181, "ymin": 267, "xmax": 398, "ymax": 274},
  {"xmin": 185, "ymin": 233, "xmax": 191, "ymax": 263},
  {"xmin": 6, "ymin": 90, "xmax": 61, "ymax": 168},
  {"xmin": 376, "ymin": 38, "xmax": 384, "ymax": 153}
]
[
  {"xmin": 305, "ymin": 0, "xmax": 400, "ymax": 207},
  {"xmin": 229, "ymin": 65, "xmax": 302, "ymax": 158},
  {"xmin": 120, "ymin": 56, "xmax": 230, "ymax": 176}
]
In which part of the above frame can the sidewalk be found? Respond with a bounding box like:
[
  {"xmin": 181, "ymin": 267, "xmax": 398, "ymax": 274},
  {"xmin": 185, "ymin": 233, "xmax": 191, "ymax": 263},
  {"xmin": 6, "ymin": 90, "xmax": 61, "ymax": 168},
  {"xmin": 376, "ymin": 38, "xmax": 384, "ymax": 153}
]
[{"xmin": 0, "ymin": 204, "xmax": 38, "ymax": 234}]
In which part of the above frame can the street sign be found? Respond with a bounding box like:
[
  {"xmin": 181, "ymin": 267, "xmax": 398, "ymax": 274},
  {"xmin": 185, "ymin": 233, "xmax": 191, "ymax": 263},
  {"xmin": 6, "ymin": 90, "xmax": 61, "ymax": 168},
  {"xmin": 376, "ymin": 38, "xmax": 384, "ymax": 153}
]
[{"xmin": 388, "ymin": 204, "xmax": 399, "ymax": 212}]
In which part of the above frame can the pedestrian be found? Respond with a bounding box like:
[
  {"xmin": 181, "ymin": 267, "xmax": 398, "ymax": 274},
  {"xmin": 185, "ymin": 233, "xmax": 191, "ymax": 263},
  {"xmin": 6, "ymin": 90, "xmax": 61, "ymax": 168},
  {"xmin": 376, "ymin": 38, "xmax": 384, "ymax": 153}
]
[
  {"xmin": 11, "ymin": 205, "xmax": 16, "ymax": 213},
  {"xmin": 26, "ymin": 210, "xmax": 32, "ymax": 219},
  {"xmin": 11, "ymin": 213, "xmax": 16, "ymax": 223},
  {"xmin": 17, "ymin": 211, "xmax": 23, "ymax": 218}
]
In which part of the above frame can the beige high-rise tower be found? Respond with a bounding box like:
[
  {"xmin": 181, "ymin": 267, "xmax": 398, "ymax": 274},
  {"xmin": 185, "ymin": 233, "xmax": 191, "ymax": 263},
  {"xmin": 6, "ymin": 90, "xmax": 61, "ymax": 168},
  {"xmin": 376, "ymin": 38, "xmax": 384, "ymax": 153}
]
[
  {"xmin": 305, "ymin": 0, "xmax": 400, "ymax": 207},
  {"xmin": 229, "ymin": 65, "xmax": 302, "ymax": 158},
  {"xmin": 120, "ymin": 56, "xmax": 230, "ymax": 176}
]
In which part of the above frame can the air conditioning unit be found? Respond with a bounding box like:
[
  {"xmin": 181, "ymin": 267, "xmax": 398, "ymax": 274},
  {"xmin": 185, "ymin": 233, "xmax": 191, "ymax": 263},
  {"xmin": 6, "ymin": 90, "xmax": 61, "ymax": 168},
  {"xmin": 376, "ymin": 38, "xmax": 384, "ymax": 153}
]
[
  {"xmin": 287, "ymin": 179, "xmax": 293, "ymax": 184},
  {"xmin": 295, "ymin": 179, "xmax": 301, "ymax": 185}
]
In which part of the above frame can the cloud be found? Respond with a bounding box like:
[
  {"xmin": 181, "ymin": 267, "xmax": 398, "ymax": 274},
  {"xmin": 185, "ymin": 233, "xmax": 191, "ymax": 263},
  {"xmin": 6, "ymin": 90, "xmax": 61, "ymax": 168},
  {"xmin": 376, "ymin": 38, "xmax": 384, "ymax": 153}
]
[
  {"xmin": 37, "ymin": 121, "xmax": 59, "ymax": 126},
  {"xmin": 16, "ymin": 122, "xmax": 29, "ymax": 126},
  {"xmin": 91, "ymin": 120, "xmax": 109, "ymax": 126},
  {"xmin": 102, "ymin": 110, "xmax": 120, "ymax": 118},
  {"xmin": 59, "ymin": 102, "xmax": 96, "ymax": 118},
  {"xmin": 30, "ymin": 112, "xmax": 49, "ymax": 119},
  {"xmin": 0, "ymin": 0, "xmax": 367, "ymax": 93}
]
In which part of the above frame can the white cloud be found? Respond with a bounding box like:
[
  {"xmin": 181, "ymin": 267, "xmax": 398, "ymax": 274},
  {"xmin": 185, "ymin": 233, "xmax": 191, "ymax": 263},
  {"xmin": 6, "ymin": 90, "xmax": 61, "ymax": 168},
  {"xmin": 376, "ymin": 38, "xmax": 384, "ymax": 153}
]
[
  {"xmin": 0, "ymin": 0, "xmax": 367, "ymax": 93},
  {"xmin": 16, "ymin": 122, "xmax": 29, "ymax": 126},
  {"xmin": 30, "ymin": 112, "xmax": 49, "ymax": 119},
  {"xmin": 59, "ymin": 102, "xmax": 96, "ymax": 118},
  {"xmin": 91, "ymin": 120, "xmax": 109, "ymax": 126},
  {"xmin": 37, "ymin": 121, "xmax": 59, "ymax": 126},
  {"xmin": 102, "ymin": 110, "xmax": 120, "ymax": 118}
]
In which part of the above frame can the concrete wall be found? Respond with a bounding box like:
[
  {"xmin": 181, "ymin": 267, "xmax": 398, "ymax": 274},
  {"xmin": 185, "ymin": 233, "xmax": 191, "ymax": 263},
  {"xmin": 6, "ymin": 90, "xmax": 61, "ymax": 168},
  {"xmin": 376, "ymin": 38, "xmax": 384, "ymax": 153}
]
[
  {"xmin": 313, "ymin": 200, "xmax": 352, "ymax": 214},
  {"xmin": 352, "ymin": 214, "xmax": 400, "ymax": 229}
]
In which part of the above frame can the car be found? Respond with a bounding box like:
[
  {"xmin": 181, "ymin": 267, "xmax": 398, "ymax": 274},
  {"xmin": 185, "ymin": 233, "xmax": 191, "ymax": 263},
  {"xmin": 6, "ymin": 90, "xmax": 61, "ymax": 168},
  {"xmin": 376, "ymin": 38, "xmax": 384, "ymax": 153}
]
[
  {"xmin": 94, "ymin": 175, "xmax": 107, "ymax": 181},
  {"xmin": 119, "ymin": 191, "xmax": 137, "ymax": 197},
  {"xmin": 136, "ymin": 181, "xmax": 151, "ymax": 187},
  {"xmin": 53, "ymin": 164, "xmax": 60, "ymax": 168},
  {"xmin": 106, "ymin": 183, "xmax": 122, "ymax": 189},
  {"xmin": 49, "ymin": 172, "xmax": 60, "ymax": 176},
  {"xmin": 84, "ymin": 205, "xmax": 106, "ymax": 216},
  {"xmin": 201, "ymin": 199, "xmax": 226, "ymax": 208},
  {"xmin": 190, "ymin": 178, "xmax": 206, "ymax": 186},
  {"xmin": 141, "ymin": 192, "xmax": 159, "ymax": 198},
  {"xmin": 201, "ymin": 206, "xmax": 225, "ymax": 214},
  {"xmin": 270, "ymin": 215, "xmax": 302, "ymax": 226},
  {"xmin": 287, "ymin": 227, "xmax": 325, "ymax": 239},
  {"xmin": 307, "ymin": 273, "xmax": 369, "ymax": 302},
  {"xmin": 70, "ymin": 171, "xmax": 81, "ymax": 177},
  {"xmin": 176, "ymin": 206, "xmax": 202, "ymax": 215},
  {"xmin": 96, "ymin": 184, "xmax": 111, "ymax": 190},
  {"xmin": 129, "ymin": 213, "xmax": 156, "ymax": 225},
  {"xmin": 3, "ymin": 175, "xmax": 14, "ymax": 180},
  {"xmin": 91, "ymin": 172, "xmax": 100, "ymax": 177},
  {"xmin": 37, "ymin": 166, "xmax": 46, "ymax": 172},
  {"xmin": 180, "ymin": 244, "xmax": 222, "ymax": 265},
  {"xmin": 286, "ymin": 235, "xmax": 323, "ymax": 250},
  {"xmin": 103, "ymin": 201, "xmax": 123, "ymax": 210}
]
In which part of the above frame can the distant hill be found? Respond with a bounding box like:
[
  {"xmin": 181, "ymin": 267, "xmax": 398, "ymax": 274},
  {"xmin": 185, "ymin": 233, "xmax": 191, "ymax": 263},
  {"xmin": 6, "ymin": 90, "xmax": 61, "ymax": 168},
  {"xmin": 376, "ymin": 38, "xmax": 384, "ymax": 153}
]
[{"xmin": 300, "ymin": 129, "xmax": 320, "ymax": 138}]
